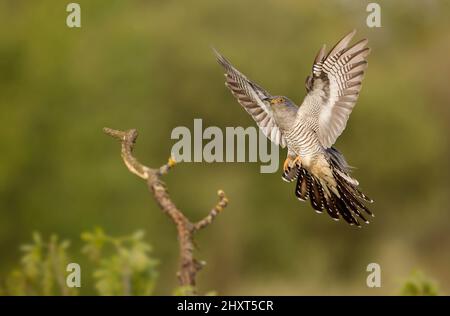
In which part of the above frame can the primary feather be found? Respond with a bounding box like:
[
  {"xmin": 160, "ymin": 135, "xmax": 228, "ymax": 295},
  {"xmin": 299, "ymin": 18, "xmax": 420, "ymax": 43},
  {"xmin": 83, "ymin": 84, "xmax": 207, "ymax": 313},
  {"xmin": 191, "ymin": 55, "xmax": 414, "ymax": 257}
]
[{"xmin": 213, "ymin": 49, "xmax": 286, "ymax": 147}]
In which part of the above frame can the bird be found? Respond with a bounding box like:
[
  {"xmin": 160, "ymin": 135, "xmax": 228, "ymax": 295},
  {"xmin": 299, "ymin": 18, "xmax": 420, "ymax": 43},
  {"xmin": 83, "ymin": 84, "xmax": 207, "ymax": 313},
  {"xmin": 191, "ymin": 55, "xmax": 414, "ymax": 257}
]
[{"xmin": 214, "ymin": 30, "xmax": 373, "ymax": 226}]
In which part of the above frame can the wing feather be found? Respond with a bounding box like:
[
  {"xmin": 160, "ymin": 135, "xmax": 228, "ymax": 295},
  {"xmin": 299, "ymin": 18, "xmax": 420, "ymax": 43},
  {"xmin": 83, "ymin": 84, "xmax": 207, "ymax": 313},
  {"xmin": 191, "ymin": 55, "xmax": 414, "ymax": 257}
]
[
  {"xmin": 214, "ymin": 49, "xmax": 286, "ymax": 147},
  {"xmin": 307, "ymin": 30, "xmax": 370, "ymax": 148}
]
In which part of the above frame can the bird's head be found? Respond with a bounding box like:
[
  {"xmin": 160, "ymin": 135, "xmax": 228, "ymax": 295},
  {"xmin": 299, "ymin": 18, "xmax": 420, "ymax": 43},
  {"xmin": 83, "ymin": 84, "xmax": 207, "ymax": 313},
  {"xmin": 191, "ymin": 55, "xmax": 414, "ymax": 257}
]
[
  {"xmin": 264, "ymin": 96, "xmax": 295, "ymax": 109},
  {"xmin": 263, "ymin": 96, "xmax": 298, "ymax": 130}
]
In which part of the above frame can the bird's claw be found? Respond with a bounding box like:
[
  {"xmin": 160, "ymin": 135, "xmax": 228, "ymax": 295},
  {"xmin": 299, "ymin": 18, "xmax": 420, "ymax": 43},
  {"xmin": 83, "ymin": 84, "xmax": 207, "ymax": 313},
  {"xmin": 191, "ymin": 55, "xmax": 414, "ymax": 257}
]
[{"xmin": 283, "ymin": 156, "xmax": 302, "ymax": 172}]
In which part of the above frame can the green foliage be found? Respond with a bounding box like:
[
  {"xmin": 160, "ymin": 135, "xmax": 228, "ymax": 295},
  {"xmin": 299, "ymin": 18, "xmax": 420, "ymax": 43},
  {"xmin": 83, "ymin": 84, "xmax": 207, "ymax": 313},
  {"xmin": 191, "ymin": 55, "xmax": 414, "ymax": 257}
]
[
  {"xmin": 82, "ymin": 228, "xmax": 158, "ymax": 296},
  {"xmin": 173, "ymin": 285, "xmax": 196, "ymax": 296},
  {"xmin": 0, "ymin": 229, "xmax": 158, "ymax": 296},
  {"xmin": 1, "ymin": 232, "xmax": 76, "ymax": 296},
  {"xmin": 172, "ymin": 286, "xmax": 217, "ymax": 296},
  {"xmin": 400, "ymin": 271, "xmax": 439, "ymax": 296}
]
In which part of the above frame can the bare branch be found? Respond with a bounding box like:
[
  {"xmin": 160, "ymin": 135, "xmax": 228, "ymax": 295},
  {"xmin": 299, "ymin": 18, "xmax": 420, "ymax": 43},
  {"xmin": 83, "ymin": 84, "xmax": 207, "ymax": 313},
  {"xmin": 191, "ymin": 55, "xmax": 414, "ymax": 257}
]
[
  {"xmin": 194, "ymin": 190, "xmax": 229, "ymax": 231},
  {"xmin": 104, "ymin": 127, "xmax": 228, "ymax": 295},
  {"xmin": 103, "ymin": 127, "xmax": 149, "ymax": 179}
]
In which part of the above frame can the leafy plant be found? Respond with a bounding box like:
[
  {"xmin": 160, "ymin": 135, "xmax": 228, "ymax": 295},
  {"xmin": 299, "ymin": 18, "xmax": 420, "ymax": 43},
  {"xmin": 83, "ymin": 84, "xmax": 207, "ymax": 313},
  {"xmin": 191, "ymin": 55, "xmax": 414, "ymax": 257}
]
[
  {"xmin": 81, "ymin": 228, "xmax": 158, "ymax": 295},
  {"xmin": 1, "ymin": 232, "xmax": 76, "ymax": 296},
  {"xmin": 400, "ymin": 270, "xmax": 439, "ymax": 296},
  {"xmin": 0, "ymin": 229, "xmax": 158, "ymax": 296}
]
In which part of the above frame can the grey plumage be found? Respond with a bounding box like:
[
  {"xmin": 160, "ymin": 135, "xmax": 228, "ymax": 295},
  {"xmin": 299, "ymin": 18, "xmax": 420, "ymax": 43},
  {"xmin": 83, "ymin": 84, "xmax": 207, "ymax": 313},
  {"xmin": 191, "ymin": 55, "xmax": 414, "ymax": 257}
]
[
  {"xmin": 214, "ymin": 30, "xmax": 373, "ymax": 226},
  {"xmin": 213, "ymin": 49, "xmax": 287, "ymax": 147}
]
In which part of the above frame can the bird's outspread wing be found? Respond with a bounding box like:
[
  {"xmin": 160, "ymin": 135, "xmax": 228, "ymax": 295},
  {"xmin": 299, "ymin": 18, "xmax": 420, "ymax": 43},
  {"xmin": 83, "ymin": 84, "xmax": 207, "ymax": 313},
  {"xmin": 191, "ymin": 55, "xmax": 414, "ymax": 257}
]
[
  {"xmin": 214, "ymin": 49, "xmax": 286, "ymax": 147},
  {"xmin": 307, "ymin": 30, "xmax": 370, "ymax": 148}
]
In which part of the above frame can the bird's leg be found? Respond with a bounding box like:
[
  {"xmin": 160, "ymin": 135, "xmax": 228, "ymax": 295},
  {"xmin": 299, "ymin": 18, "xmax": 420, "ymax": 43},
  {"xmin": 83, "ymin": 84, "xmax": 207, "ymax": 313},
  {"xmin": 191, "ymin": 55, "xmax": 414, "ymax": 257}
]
[
  {"xmin": 283, "ymin": 155, "xmax": 302, "ymax": 172},
  {"xmin": 283, "ymin": 156, "xmax": 294, "ymax": 172}
]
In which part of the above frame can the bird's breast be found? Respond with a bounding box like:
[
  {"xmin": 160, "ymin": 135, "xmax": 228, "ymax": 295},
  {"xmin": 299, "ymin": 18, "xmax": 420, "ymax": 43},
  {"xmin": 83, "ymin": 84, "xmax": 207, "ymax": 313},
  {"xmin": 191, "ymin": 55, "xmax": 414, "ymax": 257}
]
[{"xmin": 285, "ymin": 120, "xmax": 322, "ymax": 165}]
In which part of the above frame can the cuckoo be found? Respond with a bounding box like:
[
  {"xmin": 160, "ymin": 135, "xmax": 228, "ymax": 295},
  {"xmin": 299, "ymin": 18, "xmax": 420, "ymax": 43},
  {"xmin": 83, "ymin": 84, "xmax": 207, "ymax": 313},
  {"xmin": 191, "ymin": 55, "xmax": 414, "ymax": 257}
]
[{"xmin": 214, "ymin": 30, "xmax": 373, "ymax": 226}]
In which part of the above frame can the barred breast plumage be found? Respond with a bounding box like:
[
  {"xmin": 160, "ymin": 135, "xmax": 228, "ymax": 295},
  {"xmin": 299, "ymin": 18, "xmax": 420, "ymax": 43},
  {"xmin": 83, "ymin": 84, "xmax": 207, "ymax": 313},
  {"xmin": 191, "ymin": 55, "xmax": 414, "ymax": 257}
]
[{"xmin": 285, "ymin": 94, "xmax": 324, "ymax": 166}]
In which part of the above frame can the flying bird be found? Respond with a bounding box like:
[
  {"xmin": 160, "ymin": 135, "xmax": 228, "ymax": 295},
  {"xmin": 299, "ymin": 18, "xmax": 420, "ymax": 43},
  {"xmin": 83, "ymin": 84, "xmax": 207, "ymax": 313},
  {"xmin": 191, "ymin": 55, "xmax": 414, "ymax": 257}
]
[{"xmin": 214, "ymin": 30, "xmax": 373, "ymax": 226}]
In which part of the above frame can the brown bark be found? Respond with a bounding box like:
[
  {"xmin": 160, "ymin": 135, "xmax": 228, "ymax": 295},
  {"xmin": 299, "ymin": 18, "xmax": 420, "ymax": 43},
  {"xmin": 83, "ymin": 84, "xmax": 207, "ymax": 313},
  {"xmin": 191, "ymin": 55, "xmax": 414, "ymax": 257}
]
[{"xmin": 103, "ymin": 127, "xmax": 228, "ymax": 295}]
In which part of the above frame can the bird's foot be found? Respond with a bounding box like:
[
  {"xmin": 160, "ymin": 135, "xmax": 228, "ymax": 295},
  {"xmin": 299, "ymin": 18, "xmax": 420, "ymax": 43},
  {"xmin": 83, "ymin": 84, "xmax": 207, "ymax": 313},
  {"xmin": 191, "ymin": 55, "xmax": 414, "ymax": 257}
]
[{"xmin": 283, "ymin": 155, "xmax": 302, "ymax": 172}]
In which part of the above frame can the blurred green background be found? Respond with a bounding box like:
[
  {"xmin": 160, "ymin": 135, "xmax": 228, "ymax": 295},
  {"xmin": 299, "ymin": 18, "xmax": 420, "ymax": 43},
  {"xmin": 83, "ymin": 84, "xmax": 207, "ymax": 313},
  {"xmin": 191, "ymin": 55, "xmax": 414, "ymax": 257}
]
[{"xmin": 0, "ymin": 0, "xmax": 449, "ymax": 295}]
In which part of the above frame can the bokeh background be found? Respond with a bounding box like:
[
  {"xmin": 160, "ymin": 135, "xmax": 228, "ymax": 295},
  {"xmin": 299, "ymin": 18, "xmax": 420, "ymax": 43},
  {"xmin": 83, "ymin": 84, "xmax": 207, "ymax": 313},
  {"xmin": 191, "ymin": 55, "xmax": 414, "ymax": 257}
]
[{"xmin": 1, "ymin": 0, "xmax": 449, "ymax": 295}]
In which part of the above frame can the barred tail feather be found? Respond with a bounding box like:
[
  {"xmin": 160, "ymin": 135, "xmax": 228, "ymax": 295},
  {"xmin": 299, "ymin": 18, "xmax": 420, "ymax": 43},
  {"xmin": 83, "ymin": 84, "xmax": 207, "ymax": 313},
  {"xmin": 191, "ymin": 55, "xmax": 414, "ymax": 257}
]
[
  {"xmin": 334, "ymin": 195, "xmax": 360, "ymax": 226},
  {"xmin": 336, "ymin": 184, "xmax": 368, "ymax": 224},
  {"xmin": 333, "ymin": 170, "xmax": 373, "ymax": 217},
  {"xmin": 295, "ymin": 168, "xmax": 310, "ymax": 201},
  {"xmin": 324, "ymin": 194, "xmax": 340, "ymax": 220},
  {"xmin": 291, "ymin": 164, "xmax": 373, "ymax": 227},
  {"xmin": 282, "ymin": 164, "xmax": 300, "ymax": 182},
  {"xmin": 309, "ymin": 177, "xmax": 325, "ymax": 212}
]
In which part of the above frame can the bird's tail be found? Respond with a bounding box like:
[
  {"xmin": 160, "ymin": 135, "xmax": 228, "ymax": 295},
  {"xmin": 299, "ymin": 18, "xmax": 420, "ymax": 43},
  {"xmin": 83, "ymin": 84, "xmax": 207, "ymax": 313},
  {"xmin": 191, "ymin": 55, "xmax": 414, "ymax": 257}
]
[{"xmin": 289, "ymin": 148, "xmax": 373, "ymax": 226}]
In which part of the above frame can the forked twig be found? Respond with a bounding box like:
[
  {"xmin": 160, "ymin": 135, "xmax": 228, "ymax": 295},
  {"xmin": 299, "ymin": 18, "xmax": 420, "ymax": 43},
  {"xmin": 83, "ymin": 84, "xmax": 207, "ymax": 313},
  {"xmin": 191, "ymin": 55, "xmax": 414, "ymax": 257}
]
[{"xmin": 103, "ymin": 127, "xmax": 228, "ymax": 295}]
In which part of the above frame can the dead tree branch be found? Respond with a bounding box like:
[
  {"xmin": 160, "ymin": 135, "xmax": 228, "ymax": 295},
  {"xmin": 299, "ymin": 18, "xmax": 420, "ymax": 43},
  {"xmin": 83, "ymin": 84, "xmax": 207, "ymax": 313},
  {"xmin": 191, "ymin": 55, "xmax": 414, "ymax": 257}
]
[{"xmin": 103, "ymin": 127, "xmax": 228, "ymax": 295}]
